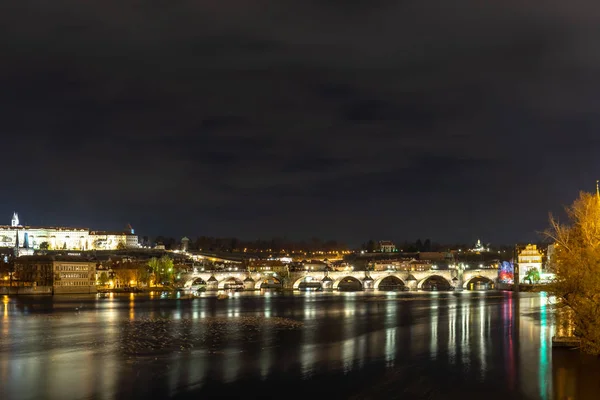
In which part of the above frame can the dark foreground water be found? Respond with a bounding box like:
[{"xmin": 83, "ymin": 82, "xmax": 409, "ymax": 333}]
[{"xmin": 1, "ymin": 291, "xmax": 600, "ymax": 400}]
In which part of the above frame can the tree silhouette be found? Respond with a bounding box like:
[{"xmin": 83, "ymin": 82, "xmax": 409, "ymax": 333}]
[
  {"xmin": 366, "ymin": 240, "xmax": 376, "ymax": 253},
  {"xmin": 424, "ymin": 238, "xmax": 432, "ymax": 252},
  {"xmin": 98, "ymin": 272, "xmax": 109, "ymax": 286},
  {"xmin": 416, "ymin": 239, "xmax": 423, "ymax": 251}
]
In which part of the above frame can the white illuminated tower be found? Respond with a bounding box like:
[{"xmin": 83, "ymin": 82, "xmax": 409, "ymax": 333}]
[{"xmin": 11, "ymin": 212, "xmax": 19, "ymax": 227}]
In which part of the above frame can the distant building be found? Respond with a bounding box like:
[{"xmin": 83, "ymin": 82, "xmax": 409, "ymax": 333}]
[
  {"xmin": 15, "ymin": 255, "xmax": 97, "ymax": 294},
  {"xmin": 378, "ymin": 241, "xmax": 397, "ymax": 253},
  {"xmin": 518, "ymin": 244, "xmax": 543, "ymax": 281},
  {"xmin": 0, "ymin": 213, "xmax": 139, "ymax": 252},
  {"xmin": 181, "ymin": 237, "xmax": 190, "ymax": 252},
  {"xmin": 373, "ymin": 259, "xmax": 432, "ymax": 272},
  {"xmin": 470, "ymin": 239, "xmax": 489, "ymax": 253}
]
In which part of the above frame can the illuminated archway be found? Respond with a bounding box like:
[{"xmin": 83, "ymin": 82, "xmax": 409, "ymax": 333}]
[
  {"xmin": 218, "ymin": 277, "xmax": 244, "ymax": 290},
  {"xmin": 334, "ymin": 276, "xmax": 363, "ymax": 291},
  {"xmin": 418, "ymin": 275, "xmax": 452, "ymax": 291},
  {"xmin": 375, "ymin": 275, "xmax": 406, "ymax": 291},
  {"xmin": 464, "ymin": 276, "xmax": 494, "ymax": 290},
  {"xmin": 256, "ymin": 276, "xmax": 282, "ymax": 289},
  {"xmin": 295, "ymin": 276, "xmax": 322, "ymax": 291}
]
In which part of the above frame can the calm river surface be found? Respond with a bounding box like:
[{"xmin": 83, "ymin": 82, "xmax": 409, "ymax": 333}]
[{"xmin": 1, "ymin": 291, "xmax": 600, "ymax": 400}]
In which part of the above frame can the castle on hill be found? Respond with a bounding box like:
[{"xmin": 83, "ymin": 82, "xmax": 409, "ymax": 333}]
[{"xmin": 0, "ymin": 212, "xmax": 139, "ymax": 251}]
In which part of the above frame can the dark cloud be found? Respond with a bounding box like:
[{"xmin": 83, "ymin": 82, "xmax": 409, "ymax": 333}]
[{"xmin": 0, "ymin": 1, "xmax": 599, "ymax": 244}]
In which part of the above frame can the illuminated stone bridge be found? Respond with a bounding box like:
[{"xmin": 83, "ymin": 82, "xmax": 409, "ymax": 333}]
[{"xmin": 182, "ymin": 268, "xmax": 498, "ymax": 291}]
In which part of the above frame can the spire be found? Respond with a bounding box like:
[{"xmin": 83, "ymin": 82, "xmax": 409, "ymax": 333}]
[
  {"xmin": 11, "ymin": 212, "xmax": 19, "ymax": 227},
  {"xmin": 596, "ymin": 180, "xmax": 599, "ymax": 199}
]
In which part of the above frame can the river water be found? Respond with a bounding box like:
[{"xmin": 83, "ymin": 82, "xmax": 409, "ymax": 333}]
[{"xmin": 1, "ymin": 291, "xmax": 599, "ymax": 400}]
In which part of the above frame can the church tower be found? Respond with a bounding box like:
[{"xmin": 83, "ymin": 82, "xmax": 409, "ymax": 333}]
[{"xmin": 11, "ymin": 212, "xmax": 19, "ymax": 227}]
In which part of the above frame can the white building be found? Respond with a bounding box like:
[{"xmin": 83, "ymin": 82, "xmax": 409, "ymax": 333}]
[
  {"xmin": 470, "ymin": 239, "xmax": 490, "ymax": 253},
  {"xmin": 378, "ymin": 241, "xmax": 397, "ymax": 253},
  {"xmin": 0, "ymin": 212, "xmax": 139, "ymax": 251}
]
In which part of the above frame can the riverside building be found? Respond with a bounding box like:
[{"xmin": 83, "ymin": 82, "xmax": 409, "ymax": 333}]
[{"xmin": 15, "ymin": 255, "xmax": 97, "ymax": 294}]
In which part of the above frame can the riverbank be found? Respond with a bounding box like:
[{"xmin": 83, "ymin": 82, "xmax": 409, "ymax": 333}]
[{"xmin": 496, "ymin": 282, "xmax": 549, "ymax": 292}]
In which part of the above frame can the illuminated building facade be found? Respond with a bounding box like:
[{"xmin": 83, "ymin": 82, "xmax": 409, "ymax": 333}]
[
  {"xmin": 378, "ymin": 241, "xmax": 397, "ymax": 253},
  {"xmin": 0, "ymin": 213, "xmax": 139, "ymax": 251},
  {"xmin": 15, "ymin": 255, "xmax": 97, "ymax": 294},
  {"xmin": 518, "ymin": 244, "xmax": 543, "ymax": 281}
]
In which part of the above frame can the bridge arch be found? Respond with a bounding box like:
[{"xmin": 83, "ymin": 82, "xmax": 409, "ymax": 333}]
[
  {"xmin": 464, "ymin": 276, "xmax": 495, "ymax": 290},
  {"xmin": 374, "ymin": 275, "xmax": 406, "ymax": 291},
  {"xmin": 183, "ymin": 276, "xmax": 208, "ymax": 288},
  {"xmin": 417, "ymin": 275, "xmax": 452, "ymax": 290},
  {"xmin": 255, "ymin": 276, "xmax": 282, "ymax": 289},
  {"xmin": 217, "ymin": 277, "xmax": 244, "ymax": 290},
  {"xmin": 293, "ymin": 276, "xmax": 322, "ymax": 290},
  {"xmin": 333, "ymin": 276, "xmax": 363, "ymax": 291}
]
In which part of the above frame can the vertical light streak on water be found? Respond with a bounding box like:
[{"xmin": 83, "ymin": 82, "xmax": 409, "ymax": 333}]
[
  {"xmin": 168, "ymin": 353, "xmax": 183, "ymax": 396},
  {"xmin": 505, "ymin": 294, "xmax": 516, "ymax": 391},
  {"xmin": 448, "ymin": 304, "xmax": 456, "ymax": 364},
  {"xmin": 260, "ymin": 295, "xmax": 274, "ymax": 379},
  {"xmin": 222, "ymin": 351, "xmax": 241, "ymax": 384},
  {"xmin": 430, "ymin": 298, "xmax": 438, "ymax": 360},
  {"xmin": 264, "ymin": 293, "xmax": 272, "ymax": 319},
  {"xmin": 385, "ymin": 298, "xmax": 398, "ymax": 367},
  {"xmin": 1, "ymin": 297, "xmax": 10, "ymax": 392},
  {"xmin": 341, "ymin": 295, "xmax": 357, "ymax": 373},
  {"xmin": 539, "ymin": 292, "xmax": 549, "ymax": 400},
  {"xmin": 357, "ymin": 333, "xmax": 366, "ymax": 370},
  {"xmin": 129, "ymin": 293, "xmax": 135, "ymax": 320},
  {"xmin": 461, "ymin": 304, "xmax": 470, "ymax": 366},
  {"xmin": 187, "ymin": 354, "xmax": 208, "ymax": 390},
  {"xmin": 173, "ymin": 298, "xmax": 181, "ymax": 320},
  {"xmin": 300, "ymin": 296, "xmax": 317, "ymax": 376},
  {"xmin": 479, "ymin": 302, "xmax": 486, "ymax": 380},
  {"xmin": 2, "ymin": 296, "xmax": 8, "ymax": 335},
  {"xmin": 385, "ymin": 326, "xmax": 397, "ymax": 367},
  {"xmin": 104, "ymin": 296, "xmax": 118, "ymax": 353}
]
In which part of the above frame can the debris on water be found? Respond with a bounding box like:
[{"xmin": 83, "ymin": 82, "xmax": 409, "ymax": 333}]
[{"xmin": 119, "ymin": 316, "xmax": 303, "ymax": 356}]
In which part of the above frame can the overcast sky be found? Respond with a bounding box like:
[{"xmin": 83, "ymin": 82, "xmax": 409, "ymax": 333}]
[{"xmin": 1, "ymin": 1, "xmax": 599, "ymax": 245}]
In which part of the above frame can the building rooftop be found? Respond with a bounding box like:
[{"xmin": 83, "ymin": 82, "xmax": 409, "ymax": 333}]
[
  {"xmin": 16, "ymin": 255, "xmax": 94, "ymax": 262},
  {"xmin": 0, "ymin": 225, "xmax": 89, "ymax": 231}
]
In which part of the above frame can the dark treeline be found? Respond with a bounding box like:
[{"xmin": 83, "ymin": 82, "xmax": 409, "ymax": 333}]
[
  {"xmin": 145, "ymin": 236, "xmax": 349, "ymax": 253},
  {"xmin": 361, "ymin": 239, "xmax": 516, "ymax": 253},
  {"xmin": 361, "ymin": 238, "xmax": 444, "ymax": 252},
  {"xmin": 143, "ymin": 235, "xmax": 519, "ymax": 254}
]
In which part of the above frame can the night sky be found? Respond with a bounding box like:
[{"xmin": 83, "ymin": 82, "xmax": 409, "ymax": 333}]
[{"xmin": 1, "ymin": 1, "xmax": 599, "ymax": 246}]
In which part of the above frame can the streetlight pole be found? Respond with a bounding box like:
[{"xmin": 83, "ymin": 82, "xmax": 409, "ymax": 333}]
[{"xmin": 513, "ymin": 244, "xmax": 519, "ymax": 293}]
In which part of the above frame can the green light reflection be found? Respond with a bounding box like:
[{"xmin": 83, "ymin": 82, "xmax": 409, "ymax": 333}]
[{"xmin": 539, "ymin": 293, "xmax": 549, "ymax": 400}]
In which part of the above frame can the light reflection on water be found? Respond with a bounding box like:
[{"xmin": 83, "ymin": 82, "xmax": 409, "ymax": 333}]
[
  {"xmin": 479, "ymin": 301, "xmax": 486, "ymax": 380},
  {"xmin": 0, "ymin": 291, "xmax": 598, "ymax": 399}
]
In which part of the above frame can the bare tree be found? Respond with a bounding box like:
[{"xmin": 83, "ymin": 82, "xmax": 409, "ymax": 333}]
[{"xmin": 545, "ymin": 191, "xmax": 600, "ymax": 354}]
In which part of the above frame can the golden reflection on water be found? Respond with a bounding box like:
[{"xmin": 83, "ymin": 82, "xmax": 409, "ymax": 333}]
[
  {"xmin": 129, "ymin": 293, "xmax": 135, "ymax": 320},
  {"xmin": 2, "ymin": 295, "xmax": 8, "ymax": 322}
]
